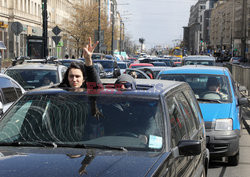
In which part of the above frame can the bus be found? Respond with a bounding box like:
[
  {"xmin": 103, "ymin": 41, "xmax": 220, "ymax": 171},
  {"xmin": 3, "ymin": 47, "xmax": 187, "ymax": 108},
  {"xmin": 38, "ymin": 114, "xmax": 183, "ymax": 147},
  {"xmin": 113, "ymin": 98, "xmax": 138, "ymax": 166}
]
[{"xmin": 172, "ymin": 47, "xmax": 183, "ymax": 59}]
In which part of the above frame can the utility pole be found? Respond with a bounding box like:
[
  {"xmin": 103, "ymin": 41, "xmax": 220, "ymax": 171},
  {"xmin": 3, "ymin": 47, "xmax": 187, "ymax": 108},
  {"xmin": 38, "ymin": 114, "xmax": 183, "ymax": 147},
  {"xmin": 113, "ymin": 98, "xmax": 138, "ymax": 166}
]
[
  {"xmin": 111, "ymin": 1, "xmax": 115, "ymax": 55},
  {"xmin": 97, "ymin": 0, "xmax": 101, "ymax": 53},
  {"xmin": 42, "ymin": 0, "xmax": 48, "ymax": 59},
  {"xmin": 119, "ymin": 20, "xmax": 122, "ymax": 55},
  {"xmin": 242, "ymin": 0, "xmax": 247, "ymax": 61}
]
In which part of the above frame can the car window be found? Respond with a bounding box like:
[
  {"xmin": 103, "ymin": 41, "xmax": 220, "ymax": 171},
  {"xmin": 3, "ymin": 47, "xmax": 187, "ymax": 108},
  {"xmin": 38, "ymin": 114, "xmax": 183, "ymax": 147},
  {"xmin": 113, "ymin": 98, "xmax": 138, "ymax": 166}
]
[
  {"xmin": 0, "ymin": 77, "xmax": 19, "ymax": 104},
  {"xmin": 11, "ymin": 81, "xmax": 23, "ymax": 97},
  {"xmin": 166, "ymin": 95, "xmax": 188, "ymax": 147},
  {"xmin": 175, "ymin": 92, "xmax": 197, "ymax": 135},
  {"xmin": 159, "ymin": 74, "xmax": 232, "ymax": 102},
  {"xmin": 183, "ymin": 90, "xmax": 203, "ymax": 127},
  {"xmin": 6, "ymin": 69, "xmax": 59, "ymax": 90}
]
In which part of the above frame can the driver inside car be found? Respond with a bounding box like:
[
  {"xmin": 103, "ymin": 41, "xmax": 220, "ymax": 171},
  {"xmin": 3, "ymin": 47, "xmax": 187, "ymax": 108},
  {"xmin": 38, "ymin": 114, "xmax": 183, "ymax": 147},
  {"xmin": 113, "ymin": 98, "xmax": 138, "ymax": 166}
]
[{"xmin": 205, "ymin": 77, "xmax": 228, "ymax": 100}]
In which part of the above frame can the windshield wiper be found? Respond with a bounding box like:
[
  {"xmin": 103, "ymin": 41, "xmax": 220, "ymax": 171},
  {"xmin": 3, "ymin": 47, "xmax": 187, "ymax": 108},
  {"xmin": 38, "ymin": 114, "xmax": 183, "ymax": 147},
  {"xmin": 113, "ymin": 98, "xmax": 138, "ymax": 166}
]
[
  {"xmin": 0, "ymin": 141, "xmax": 57, "ymax": 148},
  {"xmin": 71, "ymin": 144, "xmax": 127, "ymax": 151},
  {"xmin": 197, "ymin": 98, "xmax": 222, "ymax": 103}
]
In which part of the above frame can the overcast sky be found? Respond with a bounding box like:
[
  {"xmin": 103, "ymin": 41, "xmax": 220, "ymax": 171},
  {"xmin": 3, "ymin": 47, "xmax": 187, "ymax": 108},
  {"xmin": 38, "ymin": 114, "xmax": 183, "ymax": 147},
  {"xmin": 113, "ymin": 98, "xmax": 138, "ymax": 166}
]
[{"xmin": 117, "ymin": 0, "xmax": 197, "ymax": 48}]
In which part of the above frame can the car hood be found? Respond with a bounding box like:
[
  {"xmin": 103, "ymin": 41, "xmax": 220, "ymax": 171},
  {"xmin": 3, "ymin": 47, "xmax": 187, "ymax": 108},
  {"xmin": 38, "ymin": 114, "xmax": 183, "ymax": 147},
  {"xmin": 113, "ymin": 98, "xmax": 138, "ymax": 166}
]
[
  {"xmin": 199, "ymin": 103, "xmax": 232, "ymax": 122},
  {"xmin": 0, "ymin": 147, "xmax": 162, "ymax": 177}
]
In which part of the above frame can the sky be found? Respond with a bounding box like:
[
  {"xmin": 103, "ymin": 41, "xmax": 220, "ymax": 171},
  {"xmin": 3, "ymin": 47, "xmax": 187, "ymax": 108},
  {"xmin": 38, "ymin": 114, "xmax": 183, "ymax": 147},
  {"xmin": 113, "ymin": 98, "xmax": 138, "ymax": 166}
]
[{"xmin": 117, "ymin": 0, "xmax": 198, "ymax": 49}]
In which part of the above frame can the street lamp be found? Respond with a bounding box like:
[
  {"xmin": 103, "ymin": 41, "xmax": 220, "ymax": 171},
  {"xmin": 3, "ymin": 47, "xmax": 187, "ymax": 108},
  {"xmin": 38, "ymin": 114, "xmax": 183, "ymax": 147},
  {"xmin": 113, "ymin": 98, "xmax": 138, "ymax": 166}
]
[
  {"xmin": 42, "ymin": 0, "xmax": 48, "ymax": 59},
  {"xmin": 119, "ymin": 20, "xmax": 123, "ymax": 55},
  {"xmin": 97, "ymin": 0, "xmax": 101, "ymax": 53}
]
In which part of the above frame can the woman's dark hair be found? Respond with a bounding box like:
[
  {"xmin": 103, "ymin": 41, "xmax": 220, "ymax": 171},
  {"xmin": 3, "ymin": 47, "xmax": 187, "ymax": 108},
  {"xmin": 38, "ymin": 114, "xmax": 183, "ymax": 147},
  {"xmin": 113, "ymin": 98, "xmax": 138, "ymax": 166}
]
[{"xmin": 58, "ymin": 62, "xmax": 85, "ymax": 88}]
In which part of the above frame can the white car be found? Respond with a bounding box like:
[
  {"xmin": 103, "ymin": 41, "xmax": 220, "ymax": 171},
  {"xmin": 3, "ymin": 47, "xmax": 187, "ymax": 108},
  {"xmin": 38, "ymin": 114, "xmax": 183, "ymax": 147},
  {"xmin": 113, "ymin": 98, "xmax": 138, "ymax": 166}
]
[
  {"xmin": 117, "ymin": 61, "xmax": 128, "ymax": 74},
  {"xmin": 0, "ymin": 73, "xmax": 25, "ymax": 116},
  {"xmin": 5, "ymin": 62, "xmax": 67, "ymax": 90}
]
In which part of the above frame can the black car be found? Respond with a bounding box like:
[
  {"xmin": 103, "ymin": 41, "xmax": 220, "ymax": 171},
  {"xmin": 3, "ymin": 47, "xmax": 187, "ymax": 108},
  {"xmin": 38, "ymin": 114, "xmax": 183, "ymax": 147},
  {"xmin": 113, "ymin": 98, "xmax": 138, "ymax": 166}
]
[
  {"xmin": 0, "ymin": 79, "xmax": 209, "ymax": 177},
  {"xmin": 93, "ymin": 59, "xmax": 120, "ymax": 78}
]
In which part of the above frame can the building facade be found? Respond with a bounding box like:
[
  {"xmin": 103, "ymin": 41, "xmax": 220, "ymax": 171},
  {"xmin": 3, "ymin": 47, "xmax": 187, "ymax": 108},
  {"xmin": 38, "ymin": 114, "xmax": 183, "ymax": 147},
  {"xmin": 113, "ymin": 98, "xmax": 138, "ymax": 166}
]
[{"xmin": 0, "ymin": 0, "xmax": 118, "ymax": 59}]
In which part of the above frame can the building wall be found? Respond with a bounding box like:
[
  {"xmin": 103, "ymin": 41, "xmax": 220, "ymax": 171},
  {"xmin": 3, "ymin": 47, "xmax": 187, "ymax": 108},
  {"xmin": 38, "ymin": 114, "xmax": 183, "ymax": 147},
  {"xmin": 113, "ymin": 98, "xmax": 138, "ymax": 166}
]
[{"xmin": 0, "ymin": 0, "xmax": 112, "ymax": 59}]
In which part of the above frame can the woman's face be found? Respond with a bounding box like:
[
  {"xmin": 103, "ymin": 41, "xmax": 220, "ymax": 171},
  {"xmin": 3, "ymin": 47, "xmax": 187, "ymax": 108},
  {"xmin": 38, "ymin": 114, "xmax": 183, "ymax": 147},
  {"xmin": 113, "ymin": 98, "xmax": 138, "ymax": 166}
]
[{"xmin": 68, "ymin": 68, "xmax": 84, "ymax": 88}]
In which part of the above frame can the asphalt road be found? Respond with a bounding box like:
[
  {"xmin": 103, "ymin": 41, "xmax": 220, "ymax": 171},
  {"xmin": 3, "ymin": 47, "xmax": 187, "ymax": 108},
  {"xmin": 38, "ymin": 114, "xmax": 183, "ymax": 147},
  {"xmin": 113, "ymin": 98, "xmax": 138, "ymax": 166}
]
[{"xmin": 207, "ymin": 106, "xmax": 250, "ymax": 177}]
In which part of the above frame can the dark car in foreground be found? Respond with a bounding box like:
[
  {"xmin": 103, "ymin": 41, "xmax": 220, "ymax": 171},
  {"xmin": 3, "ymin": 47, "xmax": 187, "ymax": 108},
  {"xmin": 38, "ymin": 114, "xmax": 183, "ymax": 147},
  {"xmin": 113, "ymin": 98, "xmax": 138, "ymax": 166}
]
[{"xmin": 0, "ymin": 79, "xmax": 208, "ymax": 177}]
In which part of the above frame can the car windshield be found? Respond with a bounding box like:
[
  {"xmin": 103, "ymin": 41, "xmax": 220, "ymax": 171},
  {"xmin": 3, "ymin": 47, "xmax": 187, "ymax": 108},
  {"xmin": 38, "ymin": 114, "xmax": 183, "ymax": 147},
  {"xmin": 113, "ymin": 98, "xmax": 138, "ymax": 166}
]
[
  {"xmin": 184, "ymin": 60, "xmax": 214, "ymax": 66},
  {"xmin": 0, "ymin": 94, "xmax": 163, "ymax": 151},
  {"xmin": 96, "ymin": 61, "xmax": 114, "ymax": 69},
  {"xmin": 118, "ymin": 63, "xmax": 127, "ymax": 69},
  {"xmin": 159, "ymin": 74, "xmax": 232, "ymax": 102},
  {"xmin": 5, "ymin": 69, "xmax": 59, "ymax": 90}
]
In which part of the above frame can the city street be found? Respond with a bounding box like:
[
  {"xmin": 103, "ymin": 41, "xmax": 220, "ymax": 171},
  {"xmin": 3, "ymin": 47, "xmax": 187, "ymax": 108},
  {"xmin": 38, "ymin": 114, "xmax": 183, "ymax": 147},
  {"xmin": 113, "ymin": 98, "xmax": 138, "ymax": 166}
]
[{"xmin": 208, "ymin": 106, "xmax": 250, "ymax": 177}]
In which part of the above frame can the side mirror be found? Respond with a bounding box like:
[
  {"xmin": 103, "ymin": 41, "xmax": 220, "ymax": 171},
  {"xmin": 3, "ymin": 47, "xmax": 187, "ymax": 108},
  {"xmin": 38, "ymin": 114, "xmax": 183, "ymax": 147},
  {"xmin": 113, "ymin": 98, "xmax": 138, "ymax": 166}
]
[
  {"xmin": 178, "ymin": 140, "xmax": 201, "ymax": 156},
  {"xmin": 0, "ymin": 101, "xmax": 3, "ymax": 116},
  {"xmin": 238, "ymin": 97, "xmax": 249, "ymax": 106}
]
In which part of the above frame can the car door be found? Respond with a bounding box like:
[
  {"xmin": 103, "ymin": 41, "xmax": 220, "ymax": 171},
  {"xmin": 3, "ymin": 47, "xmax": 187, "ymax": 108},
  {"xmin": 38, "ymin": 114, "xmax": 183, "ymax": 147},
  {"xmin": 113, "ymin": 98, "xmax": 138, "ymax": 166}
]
[
  {"xmin": 165, "ymin": 93, "xmax": 193, "ymax": 177},
  {"xmin": 0, "ymin": 76, "xmax": 20, "ymax": 113},
  {"xmin": 175, "ymin": 90, "xmax": 204, "ymax": 176}
]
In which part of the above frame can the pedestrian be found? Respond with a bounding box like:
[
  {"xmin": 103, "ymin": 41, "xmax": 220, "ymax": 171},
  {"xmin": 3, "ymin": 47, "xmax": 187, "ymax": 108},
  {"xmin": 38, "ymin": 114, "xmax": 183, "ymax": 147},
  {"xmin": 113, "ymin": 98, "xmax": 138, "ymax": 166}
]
[
  {"xmin": 65, "ymin": 54, "xmax": 69, "ymax": 59},
  {"xmin": 72, "ymin": 55, "xmax": 75, "ymax": 59}
]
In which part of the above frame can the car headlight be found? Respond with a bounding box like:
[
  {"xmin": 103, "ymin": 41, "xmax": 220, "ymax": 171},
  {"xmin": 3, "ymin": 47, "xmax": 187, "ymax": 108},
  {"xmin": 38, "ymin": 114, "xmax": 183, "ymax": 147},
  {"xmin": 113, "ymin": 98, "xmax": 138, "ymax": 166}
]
[{"xmin": 215, "ymin": 119, "xmax": 232, "ymax": 131}]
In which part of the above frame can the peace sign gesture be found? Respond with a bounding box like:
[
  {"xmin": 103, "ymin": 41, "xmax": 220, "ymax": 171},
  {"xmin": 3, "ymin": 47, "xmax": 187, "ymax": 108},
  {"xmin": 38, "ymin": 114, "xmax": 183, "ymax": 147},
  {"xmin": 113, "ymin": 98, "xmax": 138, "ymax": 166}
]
[{"xmin": 83, "ymin": 37, "xmax": 99, "ymax": 66}]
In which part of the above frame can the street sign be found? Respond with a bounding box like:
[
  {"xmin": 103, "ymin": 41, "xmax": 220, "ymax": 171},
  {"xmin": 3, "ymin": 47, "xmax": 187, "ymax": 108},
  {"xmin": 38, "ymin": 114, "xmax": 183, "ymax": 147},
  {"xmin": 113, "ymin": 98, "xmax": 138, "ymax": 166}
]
[
  {"xmin": 52, "ymin": 36, "xmax": 61, "ymax": 46},
  {"xmin": 52, "ymin": 26, "xmax": 61, "ymax": 36},
  {"xmin": 11, "ymin": 22, "xmax": 23, "ymax": 35}
]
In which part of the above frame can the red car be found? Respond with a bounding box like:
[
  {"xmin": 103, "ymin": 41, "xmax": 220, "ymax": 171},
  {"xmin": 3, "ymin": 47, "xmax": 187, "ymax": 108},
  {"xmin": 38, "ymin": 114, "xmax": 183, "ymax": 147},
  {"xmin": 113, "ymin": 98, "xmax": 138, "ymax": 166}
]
[{"xmin": 129, "ymin": 63, "xmax": 154, "ymax": 69}]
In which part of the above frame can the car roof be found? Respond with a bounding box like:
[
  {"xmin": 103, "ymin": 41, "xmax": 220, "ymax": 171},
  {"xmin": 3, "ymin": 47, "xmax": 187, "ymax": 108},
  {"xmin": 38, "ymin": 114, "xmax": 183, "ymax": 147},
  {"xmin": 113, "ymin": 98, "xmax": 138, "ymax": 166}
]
[
  {"xmin": 27, "ymin": 79, "xmax": 186, "ymax": 97},
  {"xmin": 6, "ymin": 63, "xmax": 66, "ymax": 70},
  {"xmin": 130, "ymin": 63, "xmax": 153, "ymax": 66},
  {"xmin": 159, "ymin": 65, "xmax": 228, "ymax": 75},
  {"xmin": 183, "ymin": 55, "xmax": 215, "ymax": 61},
  {"xmin": 138, "ymin": 66, "xmax": 170, "ymax": 71}
]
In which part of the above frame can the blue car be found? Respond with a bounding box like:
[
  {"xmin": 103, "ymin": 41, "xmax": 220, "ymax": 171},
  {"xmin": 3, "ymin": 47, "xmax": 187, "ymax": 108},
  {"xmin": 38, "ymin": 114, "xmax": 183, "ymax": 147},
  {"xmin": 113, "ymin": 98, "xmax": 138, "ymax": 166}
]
[{"xmin": 157, "ymin": 65, "xmax": 248, "ymax": 166}]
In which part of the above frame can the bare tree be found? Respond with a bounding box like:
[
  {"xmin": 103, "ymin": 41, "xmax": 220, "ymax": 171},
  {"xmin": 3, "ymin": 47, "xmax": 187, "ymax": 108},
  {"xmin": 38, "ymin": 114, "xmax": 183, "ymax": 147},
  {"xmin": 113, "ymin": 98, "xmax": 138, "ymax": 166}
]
[{"xmin": 61, "ymin": 2, "xmax": 117, "ymax": 57}]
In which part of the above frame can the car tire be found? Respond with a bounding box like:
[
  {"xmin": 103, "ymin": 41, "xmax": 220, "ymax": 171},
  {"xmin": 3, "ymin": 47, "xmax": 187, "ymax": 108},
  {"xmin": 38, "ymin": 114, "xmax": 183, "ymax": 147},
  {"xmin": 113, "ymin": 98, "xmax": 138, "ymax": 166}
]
[{"xmin": 228, "ymin": 151, "xmax": 239, "ymax": 166}]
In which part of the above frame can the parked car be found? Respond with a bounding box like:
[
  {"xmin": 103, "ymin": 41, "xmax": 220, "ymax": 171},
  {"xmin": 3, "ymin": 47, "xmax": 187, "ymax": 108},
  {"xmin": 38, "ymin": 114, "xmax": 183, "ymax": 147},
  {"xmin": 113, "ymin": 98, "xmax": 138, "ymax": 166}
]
[
  {"xmin": 94, "ymin": 63, "xmax": 107, "ymax": 79},
  {"xmin": 93, "ymin": 59, "xmax": 120, "ymax": 78},
  {"xmin": 125, "ymin": 68, "xmax": 151, "ymax": 79},
  {"xmin": 150, "ymin": 62, "xmax": 167, "ymax": 67},
  {"xmin": 117, "ymin": 61, "xmax": 128, "ymax": 74},
  {"xmin": 92, "ymin": 53, "xmax": 105, "ymax": 60},
  {"xmin": 137, "ymin": 66, "xmax": 170, "ymax": 79},
  {"xmin": 5, "ymin": 63, "xmax": 67, "ymax": 90},
  {"xmin": 152, "ymin": 58, "xmax": 174, "ymax": 67},
  {"xmin": 229, "ymin": 56, "xmax": 246, "ymax": 64},
  {"xmin": 55, "ymin": 59, "xmax": 84, "ymax": 67},
  {"xmin": 183, "ymin": 55, "xmax": 216, "ymax": 66},
  {"xmin": 129, "ymin": 63, "xmax": 154, "ymax": 69},
  {"xmin": 0, "ymin": 79, "xmax": 209, "ymax": 176},
  {"xmin": 0, "ymin": 73, "xmax": 25, "ymax": 116},
  {"xmin": 157, "ymin": 65, "xmax": 248, "ymax": 166}
]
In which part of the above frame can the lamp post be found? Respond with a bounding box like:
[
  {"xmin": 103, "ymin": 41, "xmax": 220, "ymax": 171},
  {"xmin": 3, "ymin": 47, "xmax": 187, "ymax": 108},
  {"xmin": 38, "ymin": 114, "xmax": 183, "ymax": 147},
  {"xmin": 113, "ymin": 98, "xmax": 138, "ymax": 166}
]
[
  {"xmin": 119, "ymin": 20, "xmax": 122, "ymax": 55},
  {"xmin": 97, "ymin": 0, "xmax": 101, "ymax": 53},
  {"xmin": 42, "ymin": 0, "xmax": 48, "ymax": 59},
  {"xmin": 111, "ymin": 1, "xmax": 115, "ymax": 55}
]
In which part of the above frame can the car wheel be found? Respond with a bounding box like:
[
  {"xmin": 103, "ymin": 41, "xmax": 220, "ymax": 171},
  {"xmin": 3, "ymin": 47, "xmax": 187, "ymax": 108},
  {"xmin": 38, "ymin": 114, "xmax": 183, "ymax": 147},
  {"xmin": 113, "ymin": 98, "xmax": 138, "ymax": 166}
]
[{"xmin": 228, "ymin": 151, "xmax": 239, "ymax": 166}]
